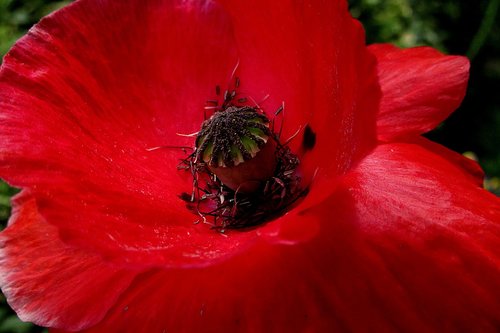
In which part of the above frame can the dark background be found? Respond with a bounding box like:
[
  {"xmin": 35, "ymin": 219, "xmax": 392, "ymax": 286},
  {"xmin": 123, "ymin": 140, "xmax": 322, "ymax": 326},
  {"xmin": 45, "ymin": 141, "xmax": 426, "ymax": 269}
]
[{"xmin": 0, "ymin": 0, "xmax": 498, "ymax": 331}]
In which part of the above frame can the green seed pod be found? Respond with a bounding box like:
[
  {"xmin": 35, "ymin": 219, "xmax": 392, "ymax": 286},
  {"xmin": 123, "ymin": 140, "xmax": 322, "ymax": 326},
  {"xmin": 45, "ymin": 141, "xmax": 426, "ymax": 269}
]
[{"xmin": 195, "ymin": 106, "xmax": 277, "ymax": 192}]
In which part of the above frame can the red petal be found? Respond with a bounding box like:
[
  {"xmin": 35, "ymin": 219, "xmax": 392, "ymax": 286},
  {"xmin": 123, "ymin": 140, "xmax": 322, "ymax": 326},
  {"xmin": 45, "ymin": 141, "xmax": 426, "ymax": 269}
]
[
  {"xmin": 59, "ymin": 143, "xmax": 500, "ymax": 332},
  {"xmin": 411, "ymin": 136, "xmax": 485, "ymax": 187},
  {"xmin": 218, "ymin": 0, "xmax": 380, "ymax": 185},
  {"xmin": 6, "ymin": 150, "xmax": 499, "ymax": 332},
  {"xmin": 369, "ymin": 44, "xmax": 470, "ymax": 141},
  {"xmin": 76, "ymin": 250, "xmax": 351, "ymax": 333},
  {"xmin": 0, "ymin": 192, "xmax": 136, "ymax": 331},
  {"xmin": 328, "ymin": 142, "xmax": 500, "ymax": 330},
  {"xmin": 0, "ymin": 0, "xmax": 257, "ymax": 266}
]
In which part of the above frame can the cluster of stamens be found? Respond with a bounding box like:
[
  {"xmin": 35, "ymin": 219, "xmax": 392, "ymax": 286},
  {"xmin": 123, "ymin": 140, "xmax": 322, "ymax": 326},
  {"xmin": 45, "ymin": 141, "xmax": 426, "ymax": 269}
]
[{"xmin": 175, "ymin": 77, "xmax": 306, "ymax": 230}]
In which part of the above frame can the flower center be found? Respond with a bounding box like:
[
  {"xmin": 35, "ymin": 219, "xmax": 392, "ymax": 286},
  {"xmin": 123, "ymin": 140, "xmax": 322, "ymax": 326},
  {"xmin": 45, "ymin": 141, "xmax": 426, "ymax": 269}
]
[{"xmin": 179, "ymin": 81, "xmax": 307, "ymax": 230}]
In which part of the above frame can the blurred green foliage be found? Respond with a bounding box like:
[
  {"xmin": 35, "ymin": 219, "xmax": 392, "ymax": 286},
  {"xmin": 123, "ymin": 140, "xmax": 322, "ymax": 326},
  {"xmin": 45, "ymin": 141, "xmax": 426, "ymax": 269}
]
[
  {"xmin": 0, "ymin": 182, "xmax": 17, "ymax": 227},
  {"xmin": 0, "ymin": 295, "xmax": 43, "ymax": 333},
  {"xmin": 0, "ymin": 0, "xmax": 498, "ymax": 331},
  {"xmin": 350, "ymin": 0, "xmax": 449, "ymax": 49},
  {"xmin": 0, "ymin": 0, "xmax": 69, "ymax": 55}
]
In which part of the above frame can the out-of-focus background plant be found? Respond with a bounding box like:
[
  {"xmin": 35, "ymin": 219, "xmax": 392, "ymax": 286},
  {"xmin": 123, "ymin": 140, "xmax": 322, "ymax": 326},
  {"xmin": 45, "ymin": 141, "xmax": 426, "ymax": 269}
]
[{"xmin": 0, "ymin": 0, "xmax": 498, "ymax": 331}]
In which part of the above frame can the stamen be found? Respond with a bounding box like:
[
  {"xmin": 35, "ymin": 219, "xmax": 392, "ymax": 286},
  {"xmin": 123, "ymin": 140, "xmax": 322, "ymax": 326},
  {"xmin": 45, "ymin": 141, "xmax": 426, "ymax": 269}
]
[{"xmin": 176, "ymin": 81, "xmax": 306, "ymax": 230}]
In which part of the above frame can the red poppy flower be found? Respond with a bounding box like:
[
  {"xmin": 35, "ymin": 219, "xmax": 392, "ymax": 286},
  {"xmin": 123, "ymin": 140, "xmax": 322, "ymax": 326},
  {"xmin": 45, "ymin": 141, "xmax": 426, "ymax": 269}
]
[{"xmin": 1, "ymin": 0, "xmax": 499, "ymax": 332}]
